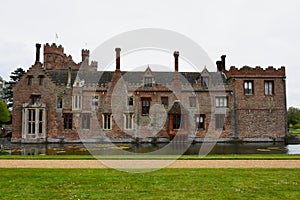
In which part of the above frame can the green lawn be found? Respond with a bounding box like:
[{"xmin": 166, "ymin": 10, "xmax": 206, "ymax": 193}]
[
  {"xmin": 0, "ymin": 168, "xmax": 299, "ymax": 199},
  {"xmin": 1, "ymin": 154, "xmax": 300, "ymax": 160}
]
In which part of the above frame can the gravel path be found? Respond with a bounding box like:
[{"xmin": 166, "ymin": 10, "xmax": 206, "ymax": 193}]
[{"xmin": 0, "ymin": 160, "xmax": 300, "ymax": 168}]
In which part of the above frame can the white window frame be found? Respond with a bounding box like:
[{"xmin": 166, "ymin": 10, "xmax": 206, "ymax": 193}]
[
  {"xmin": 72, "ymin": 95, "xmax": 82, "ymax": 110},
  {"xmin": 244, "ymin": 81, "xmax": 253, "ymax": 95},
  {"xmin": 215, "ymin": 96, "xmax": 228, "ymax": 108},
  {"xmin": 23, "ymin": 108, "xmax": 46, "ymax": 137},
  {"xmin": 265, "ymin": 81, "xmax": 274, "ymax": 95}
]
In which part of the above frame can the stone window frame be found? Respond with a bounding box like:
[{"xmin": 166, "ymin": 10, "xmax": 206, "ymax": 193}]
[
  {"xmin": 72, "ymin": 95, "xmax": 82, "ymax": 110},
  {"xmin": 215, "ymin": 114, "xmax": 225, "ymax": 130},
  {"xmin": 141, "ymin": 97, "xmax": 151, "ymax": 115},
  {"xmin": 102, "ymin": 114, "xmax": 112, "ymax": 130},
  {"xmin": 264, "ymin": 80, "xmax": 274, "ymax": 95},
  {"xmin": 244, "ymin": 80, "xmax": 254, "ymax": 95},
  {"xmin": 195, "ymin": 114, "xmax": 205, "ymax": 130},
  {"xmin": 124, "ymin": 113, "xmax": 135, "ymax": 130},
  {"xmin": 215, "ymin": 96, "xmax": 228, "ymax": 108},
  {"xmin": 23, "ymin": 107, "xmax": 46, "ymax": 136},
  {"xmin": 27, "ymin": 109, "xmax": 36, "ymax": 135}
]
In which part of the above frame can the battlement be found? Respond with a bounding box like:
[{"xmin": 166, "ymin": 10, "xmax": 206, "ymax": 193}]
[
  {"xmin": 91, "ymin": 61, "xmax": 98, "ymax": 67},
  {"xmin": 82, "ymin": 49, "xmax": 89, "ymax": 55},
  {"xmin": 226, "ymin": 65, "xmax": 285, "ymax": 78},
  {"xmin": 81, "ymin": 49, "xmax": 90, "ymax": 62},
  {"xmin": 44, "ymin": 43, "xmax": 64, "ymax": 55}
]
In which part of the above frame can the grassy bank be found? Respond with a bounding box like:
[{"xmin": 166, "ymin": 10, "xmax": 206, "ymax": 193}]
[
  {"xmin": 0, "ymin": 168, "xmax": 299, "ymax": 199},
  {"xmin": 0, "ymin": 154, "xmax": 300, "ymax": 160},
  {"xmin": 290, "ymin": 129, "xmax": 300, "ymax": 133}
]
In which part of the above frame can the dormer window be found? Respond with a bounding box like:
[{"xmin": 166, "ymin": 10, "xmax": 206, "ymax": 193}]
[
  {"xmin": 144, "ymin": 77, "xmax": 152, "ymax": 87},
  {"xmin": 201, "ymin": 77, "xmax": 209, "ymax": 87}
]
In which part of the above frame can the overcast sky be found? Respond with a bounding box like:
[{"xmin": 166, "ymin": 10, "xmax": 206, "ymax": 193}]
[{"xmin": 0, "ymin": 0, "xmax": 299, "ymax": 107}]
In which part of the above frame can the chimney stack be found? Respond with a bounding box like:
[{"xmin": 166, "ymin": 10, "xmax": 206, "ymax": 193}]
[
  {"xmin": 35, "ymin": 43, "xmax": 41, "ymax": 64},
  {"xmin": 174, "ymin": 51, "xmax": 179, "ymax": 72},
  {"xmin": 115, "ymin": 48, "xmax": 121, "ymax": 70},
  {"xmin": 81, "ymin": 49, "xmax": 90, "ymax": 63},
  {"xmin": 216, "ymin": 61, "xmax": 222, "ymax": 71},
  {"xmin": 221, "ymin": 55, "xmax": 226, "ymax": 71}
]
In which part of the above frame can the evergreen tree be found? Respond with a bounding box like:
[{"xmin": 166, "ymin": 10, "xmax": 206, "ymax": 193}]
[
  {"xmin": 0, "ymin": 76, "xmax": 5, "ymax": 100},
  {"xmin": 3, "ymin": 68, "xmax": 25, "ymax": 110}
]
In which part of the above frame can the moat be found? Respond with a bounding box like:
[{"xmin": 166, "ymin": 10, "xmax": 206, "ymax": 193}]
[{"xmin": 1, "ymin": 139, "xmax": 300, "ymax": 155}]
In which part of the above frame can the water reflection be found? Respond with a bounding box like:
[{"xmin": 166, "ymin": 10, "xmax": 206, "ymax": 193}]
[{"xmin": 1, "ymin": 139, "xmax": 299, "ymax": 155}]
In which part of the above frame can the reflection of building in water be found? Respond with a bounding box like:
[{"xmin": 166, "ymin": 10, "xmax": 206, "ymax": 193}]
[
  {"xmin": 11, "ymin": 43, "xmax": 287, "ymax": 143},
  {"xmin": 22, "ymin": 146, "xmax": 46, "ymax": 156}
]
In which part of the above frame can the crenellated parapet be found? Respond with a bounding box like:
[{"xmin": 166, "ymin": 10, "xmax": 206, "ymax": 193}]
[
  {"xmin": 43, "ymin": 43, "xmax": 79, "ymax": 70},
  {"xmin": 44, "ymin": 43, "xmax": 64, "ymax": 55},
  {"xmin": 226, "ymin": 65, "xmax": 285, "ymax": 78}
]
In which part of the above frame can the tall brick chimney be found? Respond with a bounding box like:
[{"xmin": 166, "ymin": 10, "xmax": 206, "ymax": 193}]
[
  {"xmin": 35, "ymin": 43, "xmax": 41, "ymax": 64},
  {"xmin": 216, "ymin": 61, "xmax": 222, "ymax": 71},
  {"xmin": 174, "ymin": 51, "xmax": 179, "ymax": 72},
  {"xmin": 115, "ymin": 48, "xmax": 121, "ymax": 71},
  {"xmin": 221, "ymin": 55, "xmax": 226, "ymax": 71}
]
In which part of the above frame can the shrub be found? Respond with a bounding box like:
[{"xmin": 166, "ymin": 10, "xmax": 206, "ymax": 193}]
[{"xmin": 293, "ymin": 123, "xmax": 300, "ymax": 129}]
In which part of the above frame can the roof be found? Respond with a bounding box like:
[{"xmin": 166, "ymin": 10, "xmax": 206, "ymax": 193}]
[{"xmin": 47, "ymin": 70, "xmax": 227, "ymax": 85}]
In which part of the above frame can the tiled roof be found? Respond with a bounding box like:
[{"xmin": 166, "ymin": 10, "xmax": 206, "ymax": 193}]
[{"xmin": 47, "ymin": 70, "xmax": 227, "ymax": 85}]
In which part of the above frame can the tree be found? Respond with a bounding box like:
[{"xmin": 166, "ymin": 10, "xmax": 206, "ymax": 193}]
[
  {"xmin": 0, "ymin": 76, "xmax": 5, "ymax": 100},
  {"xmin": 3, "ymin": 68, "xmax": 25, "ymax": 110},
  {"xmin": 287, "ymin": 107, "xmax": 300, "ymax": 128},
  {"xmin": 0, "ymin": 99, "xmax": 10, "ymax": 126}
]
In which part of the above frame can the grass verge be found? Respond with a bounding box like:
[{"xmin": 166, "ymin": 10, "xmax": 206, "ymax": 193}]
[
  {"xmin": 0, "ymin": 168, "xmax": 299, "ymax": 199},
  {"xmin": 0, "ymin": 154, "xmax": 300, "ymax": 160}
]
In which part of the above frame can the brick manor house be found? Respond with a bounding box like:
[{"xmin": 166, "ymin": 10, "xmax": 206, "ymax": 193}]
[{"xmin": 11, "ymin": 43, "xmax": 287, "ymax": 143}]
